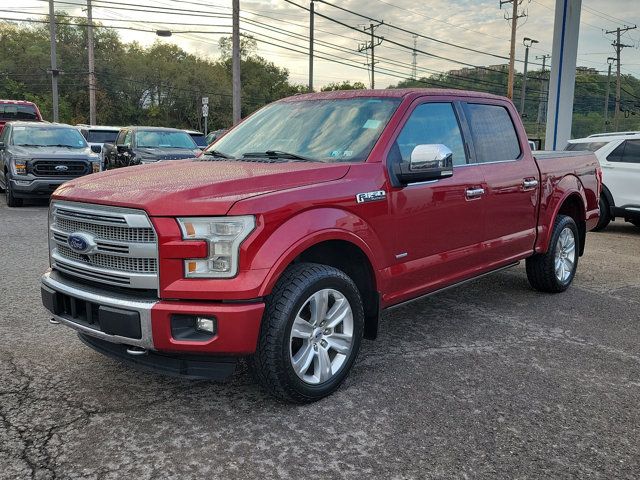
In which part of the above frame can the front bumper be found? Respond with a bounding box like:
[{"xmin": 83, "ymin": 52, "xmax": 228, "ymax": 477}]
[
  {"xmin": 11, "ymin": 177, "xmax": 68, "ymax": 198},
  {"xmin": 41, "ymin": 269, "xmax": 265, "ymax": 356}
]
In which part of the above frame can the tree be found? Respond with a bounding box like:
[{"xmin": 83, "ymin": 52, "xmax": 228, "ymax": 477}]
[
  {"xmin": 218, "ymin": 34, "xmax": 257, "ymax": 60},
  {"xmin": 321, "ymin": 81, "xmax": 367, "ymax": 91}
]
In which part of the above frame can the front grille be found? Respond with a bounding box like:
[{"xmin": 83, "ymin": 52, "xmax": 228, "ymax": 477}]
[
  {"xmin": 50, "ymin": 201, "xmax": 158, "ymax": 291},
  {"xmin": 31, "ymin": 160, "xmax": 89, "ymax": 177}
]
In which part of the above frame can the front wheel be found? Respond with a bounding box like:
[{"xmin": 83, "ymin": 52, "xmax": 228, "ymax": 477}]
[
  {"xmin": 5, "ymin": 180, "xmax": 23, "ymax": 207},
  {"xmin": 249, "ymin": 263, "xmax": 364, "ymax": 403},
  {"xmin": 526, "ymin": 215, "xmax": 579, "ymax": 293}
]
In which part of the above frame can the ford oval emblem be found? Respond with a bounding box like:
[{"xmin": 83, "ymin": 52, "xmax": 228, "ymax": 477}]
[
  {"xmin": 55, "ymin": 165, "xmax": 69, "ymax": 172},
  {"xmin": 67, "ymin": 232, "xmax": 95, "ymax": 254}
]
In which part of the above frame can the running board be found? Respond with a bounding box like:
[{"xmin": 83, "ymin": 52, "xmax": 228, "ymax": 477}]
[{"xmin": 386, "ymin": 262, "xmax": 520, "ymax": 311}]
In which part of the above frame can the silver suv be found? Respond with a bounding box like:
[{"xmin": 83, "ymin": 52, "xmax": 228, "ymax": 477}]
[{"xmin": 0, "ymin": 122, "xmax": 101, "ymax": 207}]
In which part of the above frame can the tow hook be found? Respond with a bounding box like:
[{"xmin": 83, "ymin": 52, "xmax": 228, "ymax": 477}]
[
  {"xmin": 126, "ymin": 346, "xmax": 148, "ymax": 356},
  {"xmin": 49, "ymin": 318, "xmax": 60, "ymax": 325}
]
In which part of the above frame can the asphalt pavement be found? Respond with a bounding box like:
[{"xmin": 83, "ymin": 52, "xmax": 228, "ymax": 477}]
[{"xmin": 1, "ymin": 196, "xmax": 639, "ymax": 479}]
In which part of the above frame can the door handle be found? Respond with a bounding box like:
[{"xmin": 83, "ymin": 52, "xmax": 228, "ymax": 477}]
[
  {"xmin": 523, "ymin": 179, "xmax": 539, "ymax": 189},
  {"xmin": 465, "ymin": 187, "xmax": 485, "ymax": 199}
]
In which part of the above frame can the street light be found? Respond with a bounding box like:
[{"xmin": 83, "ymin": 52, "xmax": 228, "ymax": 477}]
[
  {"xmin": 156, "ymin": 30, "xmax": 172, "ymax": 37},
  {"xmin": 520, "ymin": 37, "xmax": 539, "ymax": 115}
]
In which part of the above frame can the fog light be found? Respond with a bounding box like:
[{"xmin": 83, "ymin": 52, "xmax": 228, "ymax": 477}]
[
  {"xmin": 92, "ymin": 163, "xmax": 100, "ymax": 173},
  {"xmin": 196, "ymin": 316, "xmax": 216, "ymax": 333},
  {"xmin": 15, "ymin": 180, "xmax": 31, "ymax": 186}
]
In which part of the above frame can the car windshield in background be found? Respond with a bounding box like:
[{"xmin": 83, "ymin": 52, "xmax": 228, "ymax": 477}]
[
  {"xmin": 189, "ymin": 134, "xmax": 208, "ymax": 147},
  {"xmin": 565, "ymin": 141, "xmax": 607, "ymax": 152},
  {"xmin": 87, "ymin": 130, "xmax": 118, "ymax": 143},
  {"xmin": 0, "ymin": 104, "xmax": 38, "ymax": 121},
  {"xmin": 13, "ymin": 126, "xmax": 88, "ymax": 148},
  {"xmin": 206, "ymin": 98, "xmax": 401, "ymax": 162},
  {"xmin": 137, "ymin": 130, "xmax": 197, "ymax": 149}
]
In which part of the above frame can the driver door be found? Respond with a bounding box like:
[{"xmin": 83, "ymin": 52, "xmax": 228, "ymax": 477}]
[{"xmin": 386, "ymin": 100, "xmax": 487, "ymax": 304}]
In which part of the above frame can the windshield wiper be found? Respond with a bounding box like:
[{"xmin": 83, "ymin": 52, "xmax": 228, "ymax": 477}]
[
  {"xmin": 242, "ymin": 150, "xmax": 319, "ymax": 162},
  {"xmin": 202, "ymin": 150, "xmax": 234, "ymax": 159}
]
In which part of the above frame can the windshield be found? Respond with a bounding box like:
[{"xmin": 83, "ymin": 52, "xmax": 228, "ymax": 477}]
[
  {"xmin": 0, "ymin": 103, "xmax": 39, "ymax": 121},
  {"xmin": 12, "ymin": 126, "xmax": 88, "ymax": 148},
  {"xmin": 206, "ymin": 98, "xmax": 401, "ymax": 162},
  {"xmin": 565, "ymin": 141, "xmax": 607, "ymax": 152},
  {"xmin": 137, "ymin": 130, "xmax": 197, "ymax": 149},
  {"xmin": 86, "ymin": 130, "xmax": 119, "ymax": 144},
  {"xmin": 189, "ymin": 133, "xmax": 208, "ymax": 147}
]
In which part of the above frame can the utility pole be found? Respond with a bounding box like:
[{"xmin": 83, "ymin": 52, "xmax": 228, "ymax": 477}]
[
  {"xmin": 232, "ymin": 0, "xmax": 241, "ymax": 125},
  {"xmin": 603, "ymin": 57, "xmax": 615, "ymax": 131},
  {"xmin": 536, "ymin": 53, "xmax": 550, "ymax": 129},
  {"xmin": 357, "ymin": 23, "xmax": 383, "ymax": 89},
  {"xmin": 308, "ymin": 0, "xmax": 314, "ymax": 92},
  {"xmin": 48, "ymin": 0, "xmax": 59, "ymax": 122},
  {"xmin": 500, "ymin": 0, "xmax": 526, "ymax": 100},
  {"xmin": 411, "ymin": 35, "xmax": 418, "ymax": 81},
  {"xmin": 605, "ymin": 25, "xmax": 636, "ymax": 131},
  {"xmin": 520, "ymin": 37, "xmax": 538, "ymax": 115},
  {"xmin": 87, "ymin": 0, "xmax": 96, "ymax": 125}
]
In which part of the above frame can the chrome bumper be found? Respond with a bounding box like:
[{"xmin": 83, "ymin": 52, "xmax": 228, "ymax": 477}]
[{"xmin": 41, "ymin": 269, "xmax": 157, "ymax": 350}]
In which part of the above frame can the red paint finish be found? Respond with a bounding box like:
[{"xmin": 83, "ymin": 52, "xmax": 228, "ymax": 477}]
[
  {"xmin": 0, "ymin": 100, "xmax": 43, "ymax": 133},
  {"xmin": 48, "ymin": 89, "xmax": 601, "ymax": 355},
  {"xmin": 151, "ymin": 301, "xmax": 264, "ymax": 354}
]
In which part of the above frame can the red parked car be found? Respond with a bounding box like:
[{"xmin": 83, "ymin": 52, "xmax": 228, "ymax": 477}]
[
  {"xmin": 0, "ymin": 100, "xmax": 43, "ymax": 133},
  {"xmin": 41, "ymin": 89, "xmax": 601, "ymax": 402}
]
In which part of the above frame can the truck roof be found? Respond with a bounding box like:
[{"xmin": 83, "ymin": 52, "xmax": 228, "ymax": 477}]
[
  {"xmin": 0, "ymin": 99, "xmax": 39, "ymax": 106},
  {"xmin": 281, "ymin": 88, "xmax": 507, "ymax": 102}
]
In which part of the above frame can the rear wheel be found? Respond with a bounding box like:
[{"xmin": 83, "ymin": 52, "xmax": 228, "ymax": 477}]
[
  {"xmin": 5, "ymin": 179, "xmax": 23, "ymax": 207},
  {"xmin": 249, "ymin": 263, "xmax": 364, "ymax": 403},
  {"xmin": 526, "ymin": 215, "xmax": 579, "ymax": 293},
  {"xmin": 630, "ymin": 219, "xmax": 640, "ymax": 229},
  {"xmin": 592, "ymin": 195, "xmax": 611, "ymax": 231}
]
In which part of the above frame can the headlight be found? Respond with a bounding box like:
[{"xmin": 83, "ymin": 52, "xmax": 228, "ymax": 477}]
[
  {"xmin": 177, "ymin": 216, "xmax": 255, "ymax": 278},
  {"xmin": 13, "ymin": 157, "xmax": 29, "ymax": 175}
]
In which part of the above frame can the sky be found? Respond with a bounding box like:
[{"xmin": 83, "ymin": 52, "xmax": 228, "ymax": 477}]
[{"xmin": 2, "ymin": 0, "xmax": 640, "ymax": 88}]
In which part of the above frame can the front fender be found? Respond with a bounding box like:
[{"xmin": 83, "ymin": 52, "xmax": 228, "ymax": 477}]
[
  {"xmin": 535, "ymin": 174, "xmax": 587, "ymax": 254},
  {"xmin": 250, "ymin": 207, "xmax": 384, "ymax": 297}
]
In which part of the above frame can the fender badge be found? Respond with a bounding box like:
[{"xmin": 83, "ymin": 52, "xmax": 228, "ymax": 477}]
[{"xmin": 356, "ymin": 190, "xmax": 386, "ymax": 204}]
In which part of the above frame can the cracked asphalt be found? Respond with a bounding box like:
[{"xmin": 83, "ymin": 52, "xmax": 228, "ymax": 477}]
[{"xmin": 1, "ymin": 196, "xmax": 639, "ymax": 479}]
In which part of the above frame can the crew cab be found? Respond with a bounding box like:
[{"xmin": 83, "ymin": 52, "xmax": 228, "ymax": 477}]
[
  {"xmin": 566, "ymin": 133, "xmax": 640, "ymax": 229},
  {"xmin": 0, "ymin": 100, "xmax": 43, "ymax": 134},
  {"xmin": 103, "ymin": 126, "xmax": 200, "ymax": 169},
  {"xmin": 0, "ymin": 122, "xmax": 100, "ymax": 207},
  {"xmin": 40, "ymin": 89, "xmax": 601, "ymax": 402}
]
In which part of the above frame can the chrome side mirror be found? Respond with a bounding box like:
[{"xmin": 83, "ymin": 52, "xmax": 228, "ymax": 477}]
[{"xmin": 395, "ymin": 144, "xmax": 454, "ymax": 184}]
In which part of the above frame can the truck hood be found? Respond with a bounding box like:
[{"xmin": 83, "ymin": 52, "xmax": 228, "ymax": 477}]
[
  {"xmin": 136, "ymin": 147, "xmax": 200, "ymax": 161},
  {"xmin": 12, "ymin": 145, "xmax": 96, "ymax": 159},
  {"xmin": 53, "ymin": 159, "xmax": 350, "ymax": 216}
]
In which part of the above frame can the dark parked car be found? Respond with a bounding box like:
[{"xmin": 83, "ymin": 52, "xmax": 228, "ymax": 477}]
[
  {"xmin": 184, "ymin": 129, "xmax": 208, "ymax": 148},
  {"xmin": 103, "ymin": 126, "xmax": 200, "ymax": 169},
  {"xmin": 204, "ymin": 128, "xmax": 228, "ymax": 145},
  {"xmin": 0, "ymin": 122, "xmax": 101, "ymax": 206},
  {"xmin": 77, "ymin": 125, "xmax": 121, "ymax": 168}
]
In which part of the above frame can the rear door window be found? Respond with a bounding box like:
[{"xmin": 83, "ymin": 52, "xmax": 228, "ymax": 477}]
[
  {"xmin": 608, "ymin": 140, "xmax": 640, "ymax": 163},
  {"xmin": 464, "ymin": 103, "xmax": 521, "ymax": 163}
]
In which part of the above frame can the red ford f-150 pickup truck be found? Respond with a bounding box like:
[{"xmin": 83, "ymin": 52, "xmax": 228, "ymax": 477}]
[{"xmin": 41, "ymin": 89, "xmax": 601, "ymax": 402}]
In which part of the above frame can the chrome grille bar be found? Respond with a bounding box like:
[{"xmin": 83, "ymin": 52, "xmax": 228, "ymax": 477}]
[{"xmin": 49, "ymin": 201, "xmax": 159, "ymax": 290}]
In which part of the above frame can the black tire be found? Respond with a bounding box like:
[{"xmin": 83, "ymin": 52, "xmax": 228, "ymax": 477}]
[
  {"xmin": 5, "ymin": 179, "xmax": 23, "ymax": 207},
  {"xmin": 592, "ymin": 195, "xmax": 611, "ymax": 232},
  {"xmin": 249, "ymin": 263, "xmax": 364, "ymax": 403},
  {"xmin": 526, "ymin": 215, "xmax": 579, "ymax": 293},
  {"xmin": 630, "ymin": 219, "xmax": 640, "ymax": 229}
]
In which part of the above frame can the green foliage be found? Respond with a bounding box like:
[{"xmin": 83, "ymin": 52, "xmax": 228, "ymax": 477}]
[
  {"xmin": 321, "ymin": 81, "xmax": 367, "ymax": 91},
  {"xmin": 0, "ymin": 19, "xmax": 303, "ymax": 130}
]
